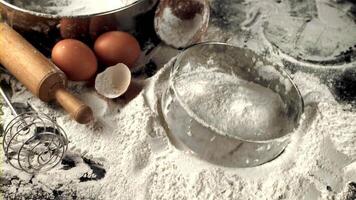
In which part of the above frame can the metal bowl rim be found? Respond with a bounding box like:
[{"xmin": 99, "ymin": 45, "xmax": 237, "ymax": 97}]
[{"xmin": 0, "ymin": 0, "xmax": 149, "ymax": 18}]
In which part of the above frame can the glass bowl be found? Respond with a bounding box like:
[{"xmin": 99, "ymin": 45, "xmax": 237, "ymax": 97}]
[{"xmin": 161, "ymin": 42, "xmax": 304, "ymax": 168}]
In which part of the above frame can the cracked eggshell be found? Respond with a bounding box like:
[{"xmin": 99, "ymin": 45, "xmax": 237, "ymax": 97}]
[{"xmin": 95, "ymin": 63, "xmax": 131, "ymax": 99}]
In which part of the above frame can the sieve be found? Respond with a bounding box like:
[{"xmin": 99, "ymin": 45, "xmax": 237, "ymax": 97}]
[
  {"xmin": 161, "ymin": 42, "xmax": 304, "ymax": 168},
  {"xmin": 0, "ymin": 0, "xmax": 158, "ymax": 50}
]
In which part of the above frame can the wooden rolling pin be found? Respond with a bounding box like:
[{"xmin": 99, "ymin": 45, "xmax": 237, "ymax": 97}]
[{"xmin": 0, "ymin": 23, "xmax": 93, "ymax": 124}]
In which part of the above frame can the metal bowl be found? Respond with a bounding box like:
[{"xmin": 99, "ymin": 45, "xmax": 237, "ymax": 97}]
[
  {"xmin": 161, "ymin": 42, "xmax": 304, "ymax": 167},
  {"xmin": 0, "ymin": 0, "xmax": 158, "ymax": 49}
]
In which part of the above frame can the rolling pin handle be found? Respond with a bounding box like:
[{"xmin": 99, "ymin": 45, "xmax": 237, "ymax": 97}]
[{"xmin": 54, "ymin": 88, "xmax": 93, "ymax": 124}]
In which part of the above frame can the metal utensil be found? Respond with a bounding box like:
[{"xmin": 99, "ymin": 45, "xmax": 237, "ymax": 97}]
[
  {"xmin": 1, "ymin": 85, "xmax": 68, "ymax": 174},
  {"xmin": 0, "ymin": 0, "xmax": 158, "ymax": 50}
]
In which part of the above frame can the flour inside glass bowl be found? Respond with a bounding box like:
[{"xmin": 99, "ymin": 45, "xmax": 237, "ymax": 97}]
[{"xmin": 7, "ymin": 0, "xmax": 138, "ymax": 16}]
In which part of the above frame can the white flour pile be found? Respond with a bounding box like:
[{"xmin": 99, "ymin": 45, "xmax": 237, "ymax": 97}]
[
  {"xmin": 9, "ymin": 0, "xmax": 138, "ymax": 15},
  {"xmin": 2, "ymin": 61, "xmax": 356, "ymax": 200}
]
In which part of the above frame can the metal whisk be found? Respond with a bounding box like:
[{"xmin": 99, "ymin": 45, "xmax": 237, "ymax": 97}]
[{"xmin": 1, "ymin": 85, "xmax": 68, "ymax": 174}]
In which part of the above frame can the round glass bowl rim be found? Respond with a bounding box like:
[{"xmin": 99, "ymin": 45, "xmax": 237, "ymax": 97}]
[
  {"xmin": 168, "ymin": 42, "xmax": 304, "ymax": 144},
  {"xmin": 0, "ymin": 0, "xmax": 148, "ymax": 19}
]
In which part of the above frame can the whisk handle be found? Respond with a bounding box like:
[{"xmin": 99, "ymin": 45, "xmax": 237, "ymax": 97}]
[
  {"xmin": 0, "ymin": 85, "xmax": 19, "ymax": 116},
  {"xmin": 55, "ymin": 88, "xmax": 93, "ymax": 124}
]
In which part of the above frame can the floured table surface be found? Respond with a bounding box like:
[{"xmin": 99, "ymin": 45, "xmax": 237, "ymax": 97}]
[{"xmin": 1, "ymin": 0, "xmax": 356, "ymax": 199}]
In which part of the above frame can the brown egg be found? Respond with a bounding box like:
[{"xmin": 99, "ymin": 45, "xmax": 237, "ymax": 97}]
[
  {"xmin": 94, "ymin": 31, "xmax": 141, "ymax": 68},
  {"xmin": 52, "ymin": 39, "xmax": 98, "ymax": 81}
]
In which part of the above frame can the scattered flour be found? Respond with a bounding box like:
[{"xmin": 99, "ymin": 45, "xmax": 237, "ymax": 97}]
[
  {"xmin": 4, "ymin": 58, "xmax": 356, "ymax": 199},
  {"xmin": 8, "ymin": 0, "xmax": 138, "ymax": 16}
]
